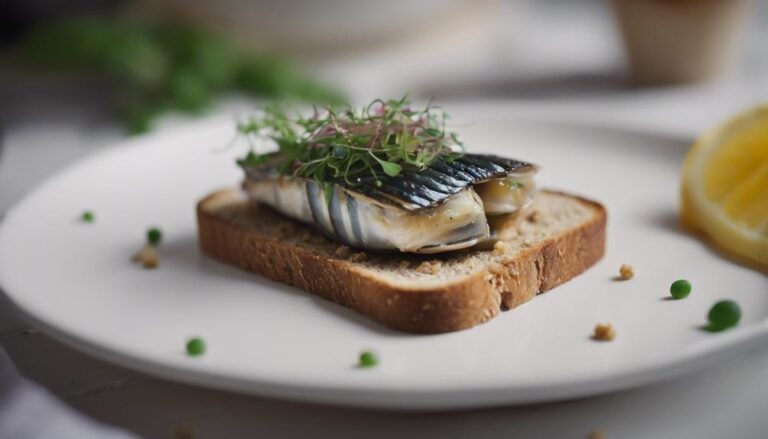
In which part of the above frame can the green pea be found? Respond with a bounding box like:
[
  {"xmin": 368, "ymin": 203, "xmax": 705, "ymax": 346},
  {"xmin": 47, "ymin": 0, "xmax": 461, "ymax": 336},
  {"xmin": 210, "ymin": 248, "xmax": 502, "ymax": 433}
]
[
  {"xmin": 186, "ymin": 337, "xmax": 206, "ymax": 356},
  {"xmin": 358, "ymin": 351, "xmax": 378, "ymax": 368},
  {"xmin": 81, "ymin": 210, "xmax": 95, "ymax": 223},
  {"xmin": 670, "ymin": 279, "xmax": 692, "ymax": 299},
  {"xmin": 708, "ymin": 300, "xmax": 741, "ymax": 331},
  {"xmin": 147, "ymin": 227, "xmax": 162, "ymax": 246}
]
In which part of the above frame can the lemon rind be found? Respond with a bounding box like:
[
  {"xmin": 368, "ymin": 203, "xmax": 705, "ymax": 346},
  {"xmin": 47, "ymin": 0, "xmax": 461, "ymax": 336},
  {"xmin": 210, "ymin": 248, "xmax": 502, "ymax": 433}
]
[{"xmin": 681, "ymin": 105, "xmax": 768, "ymax": 267}]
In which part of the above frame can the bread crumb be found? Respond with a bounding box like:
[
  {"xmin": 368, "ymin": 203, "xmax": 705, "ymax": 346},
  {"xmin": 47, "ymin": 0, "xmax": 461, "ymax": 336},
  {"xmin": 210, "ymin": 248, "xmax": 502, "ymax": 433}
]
[
  {"xmin": 349, "ymin": 252, "xmax": 368, "ymax": 262},
  {"xmin": 335, "ymin": 245, "xmax": 352, "ymax": 259},
  {"xmin": 493, "ymin": 240, "xmax": 508, "ymax": 255},
  {"xmin": 593, "ymin": 323, "xmax": 616, "ymax": 341},
  {"xmin": 522, "ymin": 239, "xmax": 533, "ymax": 247},
  {"xmin": 499, "ymin": 253, "xmax": 516, "ymax": 265},
  {"xmin": 587, "ymin": 430, "xmax": 605, "ymax": 439},
  {"xmin": 133, "ymin": 245, "xmax": 159, "ymax": 269},
  {"xmin": 416, "ymin": 260, "xmax": 442, "ymax": 274},
  {"xmin": 619, "ymin": 264, "xmax": 634, "ymax": 280},
  {"xmin": 527, "ymin": 210, "xmax": 541, "ymax": 223}
]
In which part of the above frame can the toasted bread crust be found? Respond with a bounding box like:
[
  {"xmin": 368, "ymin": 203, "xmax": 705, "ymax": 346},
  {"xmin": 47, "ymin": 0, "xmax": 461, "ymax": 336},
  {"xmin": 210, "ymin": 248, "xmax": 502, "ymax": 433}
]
[{"xmin": 197, "ymin": 190, "xmax": 606, "ymax": 334}]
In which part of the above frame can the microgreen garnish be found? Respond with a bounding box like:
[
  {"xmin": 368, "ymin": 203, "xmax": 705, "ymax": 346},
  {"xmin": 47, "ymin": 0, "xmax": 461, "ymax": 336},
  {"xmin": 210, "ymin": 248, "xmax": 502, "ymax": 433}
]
[{"xmin": 235, "ymin": 96, "xmax": 464, "ymax": 187}]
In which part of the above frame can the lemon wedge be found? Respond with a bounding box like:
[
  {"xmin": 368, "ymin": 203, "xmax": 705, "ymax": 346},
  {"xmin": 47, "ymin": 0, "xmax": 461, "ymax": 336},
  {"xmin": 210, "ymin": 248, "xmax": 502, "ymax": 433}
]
[{"xmin": 681, "ymin": 105, "xmax": 768, "ymax": 268}]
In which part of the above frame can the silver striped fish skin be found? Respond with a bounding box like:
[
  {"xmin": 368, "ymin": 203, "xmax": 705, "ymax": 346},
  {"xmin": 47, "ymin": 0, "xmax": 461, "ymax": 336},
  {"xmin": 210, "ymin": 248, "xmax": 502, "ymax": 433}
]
[{"xmin": 242, "ymin": 153, "xmax": 537, "ymax": 253}]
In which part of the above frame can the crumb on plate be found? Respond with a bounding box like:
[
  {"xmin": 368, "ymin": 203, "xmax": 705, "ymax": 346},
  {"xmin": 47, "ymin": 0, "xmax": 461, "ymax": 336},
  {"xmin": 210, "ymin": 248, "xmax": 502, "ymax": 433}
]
[
  {"xmin": 133, "ymin": 244, "xmax": 159, "ymax": 269},
  {"xmin": 619, "ymin": 264, "xmax": 634, "ymax": 280},
  {"xmin": 593, "ymin": 323, "xmax": 616, "ymax": 341}
]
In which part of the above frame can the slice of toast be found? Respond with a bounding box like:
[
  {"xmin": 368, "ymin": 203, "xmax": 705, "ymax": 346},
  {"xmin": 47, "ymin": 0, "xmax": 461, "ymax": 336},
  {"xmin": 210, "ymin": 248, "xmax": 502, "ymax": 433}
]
[{"xmin": 197, "ymin": 189, "xmax": 606, "ymax": 334}]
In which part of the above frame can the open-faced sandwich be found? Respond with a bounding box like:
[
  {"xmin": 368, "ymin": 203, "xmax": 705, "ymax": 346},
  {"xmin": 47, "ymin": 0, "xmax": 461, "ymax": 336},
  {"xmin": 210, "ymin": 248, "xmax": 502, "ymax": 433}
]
[{"xmin": 197, "ymin": 98, "xmax": 606, "ymax": 333}]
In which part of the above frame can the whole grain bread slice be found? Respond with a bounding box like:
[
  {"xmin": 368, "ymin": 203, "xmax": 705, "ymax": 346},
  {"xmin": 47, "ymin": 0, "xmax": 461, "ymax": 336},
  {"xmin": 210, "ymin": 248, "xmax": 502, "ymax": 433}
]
[{"xmin": 197, "ymin": 189, "xmax": 606, "ymax": 334}]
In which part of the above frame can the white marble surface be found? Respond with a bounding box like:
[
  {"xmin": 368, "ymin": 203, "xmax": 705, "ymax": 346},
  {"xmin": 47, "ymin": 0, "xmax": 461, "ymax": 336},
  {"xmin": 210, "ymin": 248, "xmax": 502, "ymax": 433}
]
[{"xmin": 1, "ymin": 1, "xmax": 768, "ymax": 437}]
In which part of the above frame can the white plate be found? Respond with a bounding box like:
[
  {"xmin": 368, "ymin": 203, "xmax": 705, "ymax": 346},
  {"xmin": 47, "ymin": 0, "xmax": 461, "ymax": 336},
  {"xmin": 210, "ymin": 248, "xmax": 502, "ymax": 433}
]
[{"xmin": 1, "ymin": 111, "xmax": 766, "ymax": 410}]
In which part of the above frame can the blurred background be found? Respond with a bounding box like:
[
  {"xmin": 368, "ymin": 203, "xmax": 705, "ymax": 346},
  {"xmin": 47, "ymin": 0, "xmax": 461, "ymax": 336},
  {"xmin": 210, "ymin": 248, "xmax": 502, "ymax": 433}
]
[
  {"xmin": 2, "ymin": 0, "xmax": 767, "ymax": 226},
  {"xmin": 1, "ymin": 0, "xmax": 767, "ymax": 128}
]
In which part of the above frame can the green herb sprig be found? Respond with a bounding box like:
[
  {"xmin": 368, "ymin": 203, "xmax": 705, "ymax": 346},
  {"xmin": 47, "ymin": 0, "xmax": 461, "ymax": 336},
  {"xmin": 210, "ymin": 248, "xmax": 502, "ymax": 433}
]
[
  {"xmin": 18, "ymin": 17, "xmax": 345, "ymax": 134},
  {"xmin": 236, "ymin": 96, "xmax": 464, "ymax": 187}
]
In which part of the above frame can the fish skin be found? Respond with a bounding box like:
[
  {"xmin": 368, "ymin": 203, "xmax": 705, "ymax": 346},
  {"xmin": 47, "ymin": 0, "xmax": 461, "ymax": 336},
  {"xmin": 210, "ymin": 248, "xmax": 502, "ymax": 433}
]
[{"xmin": 243, "ymin": 153, "xmax": 536, "ymax": 212}]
